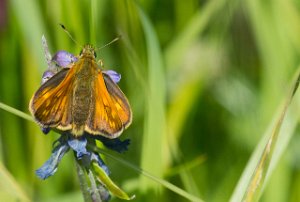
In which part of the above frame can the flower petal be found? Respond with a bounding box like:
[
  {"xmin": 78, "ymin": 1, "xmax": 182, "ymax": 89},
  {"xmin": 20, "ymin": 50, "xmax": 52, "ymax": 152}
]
[
  {"xmin": 67, "ymin": 136, "xmax": 89, "ymax": 158},
  {"xmin": 93, "ymin": 136, "xmax": 130, "ymax": 153},
  {"xmin": 35, "ymin": 143, "xmax": 69, "ymax": 179},
  {"xmin": 52, "ymin": 50, "xmax": 78, "ymax": 67},
  {"xmin": 95, "ymin": 184, "xmax": 111, "ymax": 202},
  {"xmin": 41, "ymin": 70, "xmax": 56, "ymax": 84},
  {"xmin": 103, "ymin": 70, "xmax": 121, "ymax": 83},
  {"xmin": 41, "ymin": 127, "xmax": 51, "ymax": 134}
]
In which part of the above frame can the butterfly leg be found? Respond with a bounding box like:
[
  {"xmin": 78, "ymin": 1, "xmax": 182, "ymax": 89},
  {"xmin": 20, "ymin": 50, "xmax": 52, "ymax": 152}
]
[{"xmin": 97, "ymin": 59, "xmax": 104, "ymax": 68}]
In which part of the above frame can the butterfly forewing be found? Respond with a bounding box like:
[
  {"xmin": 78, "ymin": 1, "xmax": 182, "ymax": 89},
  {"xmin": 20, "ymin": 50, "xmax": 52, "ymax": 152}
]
[
  {"xmin": 85, "ymin": 70, "xmax": 132, "ymax": 138},
  {"xmin": 30, "ymin": 68, "xmax": 74, "ymax": 130}
]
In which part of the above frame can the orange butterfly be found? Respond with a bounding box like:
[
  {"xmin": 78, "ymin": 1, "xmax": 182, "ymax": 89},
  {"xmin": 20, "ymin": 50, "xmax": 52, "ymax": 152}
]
[{"xmin": 29, "ymin": 44, "xmax": 132, "ymax": 138}]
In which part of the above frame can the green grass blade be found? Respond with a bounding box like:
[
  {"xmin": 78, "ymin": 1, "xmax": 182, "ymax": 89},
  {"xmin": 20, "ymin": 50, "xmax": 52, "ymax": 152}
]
[
  {"xmin": 0, "ymin": 163, "xmax": 30, "ymax": 202},
  {"xmin": 89, "ymin": 0, "xmax": 107, "ymax": 45},
  {"xmin": 164, "ymin": 0, "xmax": 227, "ymax": 71},
  {"xmin": 0, "ymin": 102, "xmax": 33, "ymax": 122},
  {"xmin": 93, "ymin": 147, "xmax": 204, "ymax": 202},
  {"xmin": 89, "ymin": 0, "xmax": 98, "ymax": 45},
  {"xmin": 10, "ymin": 0, "xmax": 46, "ymax": 68},
  {"xmin": 230, "ymin": 68, "xmax": 300, "ymax": 202},
  {"xmin": 136, "ymin": 4, "xmax": 167, "ymax": 192}
]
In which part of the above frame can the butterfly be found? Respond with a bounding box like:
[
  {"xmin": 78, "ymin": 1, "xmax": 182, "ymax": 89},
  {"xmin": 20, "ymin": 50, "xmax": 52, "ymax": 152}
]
[{"xmin": 29, "ymin": 44, "xmax": 132, "ymax": 138}]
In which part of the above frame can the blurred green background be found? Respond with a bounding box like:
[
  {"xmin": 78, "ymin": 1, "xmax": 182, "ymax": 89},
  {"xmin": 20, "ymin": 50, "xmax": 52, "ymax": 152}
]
[{"xmin": 1, "ymin": 0, "xmax": 300, "ymax": 201}]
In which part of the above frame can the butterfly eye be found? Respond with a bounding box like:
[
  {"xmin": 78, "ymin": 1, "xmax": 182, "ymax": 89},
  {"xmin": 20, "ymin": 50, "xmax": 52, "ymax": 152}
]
[
  {"xmin": 79, "ymin": 50, "xmax": 83, "ymax": 55},
  {"xmin": 94, "ymin": 51, "xmax": 97, "ymax": 58}
]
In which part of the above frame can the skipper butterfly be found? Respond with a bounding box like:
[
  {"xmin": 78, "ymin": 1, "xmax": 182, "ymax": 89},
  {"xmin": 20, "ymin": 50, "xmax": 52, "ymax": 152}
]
[{"xmin": 29, "ymin": 44, "xmax": 132, "ymax": 138}]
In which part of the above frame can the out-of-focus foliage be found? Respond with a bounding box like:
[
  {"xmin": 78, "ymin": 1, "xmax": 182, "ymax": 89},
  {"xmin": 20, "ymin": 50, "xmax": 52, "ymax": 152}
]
[{"xmin": 1, "ymin": 0, "xmax": 300, "ymax": 201}]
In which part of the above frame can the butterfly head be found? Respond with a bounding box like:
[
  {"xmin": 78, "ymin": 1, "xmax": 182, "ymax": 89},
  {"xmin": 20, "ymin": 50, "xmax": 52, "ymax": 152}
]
[{"xmin": 79, "ymin": 44, "xmax": 97, "ymax": 59}]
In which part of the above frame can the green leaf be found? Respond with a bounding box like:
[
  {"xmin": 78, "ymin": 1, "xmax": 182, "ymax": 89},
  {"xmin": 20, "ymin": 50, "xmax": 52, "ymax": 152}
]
[{"xmin": 136, "ymin": 4, "xmax": 167, "ymax": 191}]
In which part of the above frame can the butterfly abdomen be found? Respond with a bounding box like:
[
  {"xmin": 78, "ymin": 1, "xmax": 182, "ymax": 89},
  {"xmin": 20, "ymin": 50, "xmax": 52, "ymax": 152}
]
[{"xmin": 71, "ymin": 59, "xmax": 96, "ymax": 136}]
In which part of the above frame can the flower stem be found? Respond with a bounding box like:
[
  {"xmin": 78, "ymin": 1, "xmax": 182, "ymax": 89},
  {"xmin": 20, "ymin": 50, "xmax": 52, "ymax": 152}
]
[
  {"xmin": 88, "ymin": 169, "xmax": 103, "ymax": 202},
  {"xmin": 75, "ymin": 150, "xmax": 110, "ymax": 202},
  {"xmin": 75, "ymin": 158, "xmax": 93, "ymax": 202}
]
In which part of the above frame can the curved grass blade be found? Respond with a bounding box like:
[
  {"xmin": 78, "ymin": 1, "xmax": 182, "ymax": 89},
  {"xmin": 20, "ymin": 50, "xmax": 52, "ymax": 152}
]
[
  {"xmin": 0, "ymin": 163, "xmax": 30, "ymax": 202},
  {"xmin": 230, "ymin": 68, "xmax": 300, "ymax": 202},
  {"xmin": 0, "ymin": 102, "xmax": 33, "ymax": 122}
]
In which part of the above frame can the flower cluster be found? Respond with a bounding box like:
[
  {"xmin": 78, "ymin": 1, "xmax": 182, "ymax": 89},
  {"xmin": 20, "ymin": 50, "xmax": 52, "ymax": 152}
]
[{"xmin": 35, "ymin": 36, "xmax": 134, "ymax": 201}]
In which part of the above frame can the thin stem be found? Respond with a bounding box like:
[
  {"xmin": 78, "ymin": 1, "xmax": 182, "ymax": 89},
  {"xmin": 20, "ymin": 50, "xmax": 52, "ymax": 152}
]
[
  {"xmin": 0, "ymin": 102, "xmax": 33, "ymax": 122},
  {"xmin": 75, "ymin": 155, "xmax": 93, "ymax": 202},
  {"xmin": 88, "ymin": 169, "xmax": 103, "ymax": 202},
  {"xmin": 75, "ymin": 149, "xmax": 109, "ymax": 202}
]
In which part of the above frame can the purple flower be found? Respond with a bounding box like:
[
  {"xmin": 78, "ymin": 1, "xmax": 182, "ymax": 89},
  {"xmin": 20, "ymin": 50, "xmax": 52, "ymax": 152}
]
[
  {"xmin": 41, "ymin": 127, "xmax": 51, "ymax": 134},
  {"xmin": 35, "ymin": 138, "xmax": 69, "ymax": 179},
  {"xmin": 103, "ymin": 70, "xmax": 121, "ymax": 83},
  {"xmin": 67, "ymin": 136, "xmax": 90, "ymax": 158},
  {"xmin": 36, "ymin": 133, "xmax": 129, "ymax": 180},
  {"xmin": 91, "ymin": 135, "xmax": 130, "ymax": 153},
  {"xmin": 41, "ymin": 41, "xmax": 122, "ymax": 84},
  {"xmin": 41, "ymin": 70, "xmax": 55, "ymax": 84},
  {"xmin": 52, "ymin": 50, "xmax": 78, "ymax": 67},
  {"xmin": 50, "ymin": 50, "xmax": 122, "ymax": 83},
  {"xmin": 35, "ymin": 132, "xmax": 131, "ymax": 201},
  {"xmin": 38, "ymin": 37, "xmax": 134, "ymax": 201}
]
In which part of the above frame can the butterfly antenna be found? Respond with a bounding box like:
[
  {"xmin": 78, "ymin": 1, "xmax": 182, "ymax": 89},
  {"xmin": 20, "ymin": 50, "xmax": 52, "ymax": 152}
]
[
  {"xmin": 59, "ymin": 24, "xmax": 82, "ymax": 48},
  {"xmin": 97, "ymin": 35, "xmax": 121, "ymax": 51}
]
